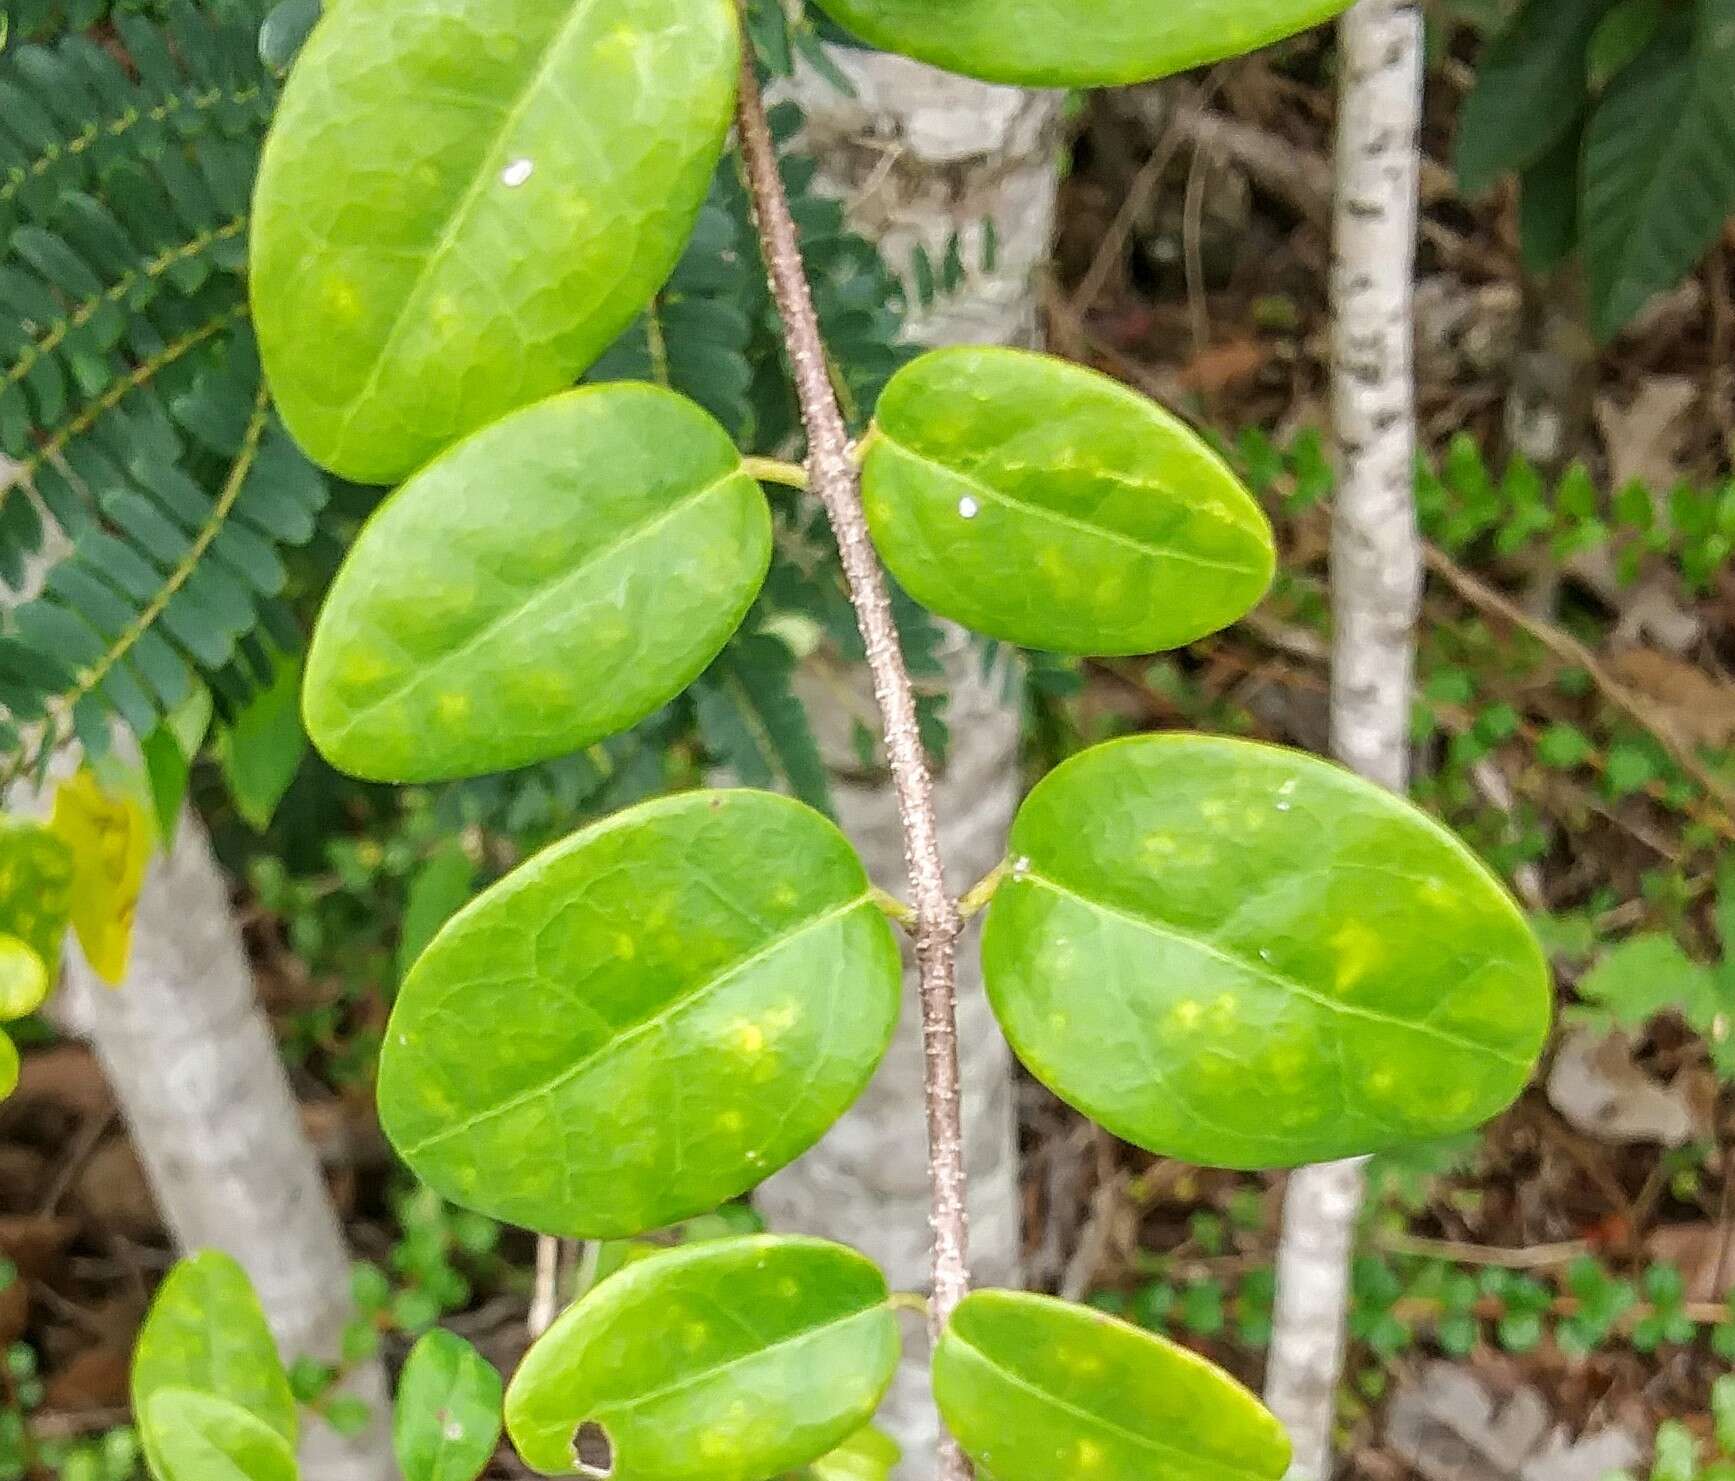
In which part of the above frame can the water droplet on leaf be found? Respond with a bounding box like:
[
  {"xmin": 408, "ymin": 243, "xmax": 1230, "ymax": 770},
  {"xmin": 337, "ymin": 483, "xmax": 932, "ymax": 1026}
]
[
  {"xmin": 957, "ymin": 496, "xmax": 980, "ymax": 519},
  {"xmin": 501, "ymin": 158, "xmax": 535, "ymax": 188}
]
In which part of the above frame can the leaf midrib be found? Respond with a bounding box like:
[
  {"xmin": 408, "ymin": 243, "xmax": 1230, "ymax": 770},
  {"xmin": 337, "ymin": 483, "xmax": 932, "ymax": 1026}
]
[
  {"xmin": 330, "ymin": 464, "xmax": 745, "ymax": 740},
  {"xmin": 947, "ymin": 1329, "xmax": 1276, "ymax": 1481},
  {"xmin": 1020, "ymin": 867, "xmax": 1528, "ymax": 1066},
  {"xmin": 598, "ymin": 1303, "xmax": 884, "ymax": 1418},
  {"xmin": 879, "ymin": 436, "xmax": 1263, "ymax": 578},
  {"xmin": 325, "ymin": 0, "xmax": 608, "ymax": 460},
  {"xmin": 400, "ymin": 890, "xmax": 872, "ymax": 1155}
]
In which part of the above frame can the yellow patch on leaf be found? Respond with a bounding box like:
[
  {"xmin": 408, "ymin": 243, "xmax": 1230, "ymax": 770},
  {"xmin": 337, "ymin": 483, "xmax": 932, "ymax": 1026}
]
[{"xmin": 49, "ymin": 771, "xmax": 152, "ymax": 985}]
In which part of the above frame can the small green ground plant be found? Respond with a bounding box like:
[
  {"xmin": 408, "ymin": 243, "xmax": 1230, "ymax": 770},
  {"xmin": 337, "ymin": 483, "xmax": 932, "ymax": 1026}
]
[
  {"xmin": 92, "ymin": 0, "xmax": 1560, "ymax": 1478},
  {"xmin": 1607, "ymin": 1376, "xmax": 1735, "ymax": 1481}
]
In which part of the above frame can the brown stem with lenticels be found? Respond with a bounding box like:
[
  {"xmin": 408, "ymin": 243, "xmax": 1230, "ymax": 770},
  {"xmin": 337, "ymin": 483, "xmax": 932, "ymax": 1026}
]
[{"xmin": 732, "ymin": 28, "xmax": 974, "ymax": 1481}]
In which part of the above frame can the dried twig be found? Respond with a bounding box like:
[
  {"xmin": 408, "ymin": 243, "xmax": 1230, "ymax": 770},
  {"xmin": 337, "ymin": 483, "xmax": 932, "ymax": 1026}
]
[{"xmin": 527, "ymin": 1235, "xmax": 562, "ymax": 1340}]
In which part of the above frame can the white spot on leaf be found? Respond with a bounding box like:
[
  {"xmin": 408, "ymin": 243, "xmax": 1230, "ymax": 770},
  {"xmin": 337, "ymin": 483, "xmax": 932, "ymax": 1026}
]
[
  {"xmin": 957, "ymin": 496, "xmax": 980, "ymax": 519},
  {"xmin": 501, "ymin": 158, "xmax": 535, "ymax": 188}
]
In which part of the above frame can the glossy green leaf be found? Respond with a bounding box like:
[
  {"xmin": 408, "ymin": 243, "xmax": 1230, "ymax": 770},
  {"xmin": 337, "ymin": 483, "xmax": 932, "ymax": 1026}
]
[
  {"xmin": 142, "ymin": 1389, "xmax": 300, "ymax": 1481},
  {"xmin": 810, "ymin": 0, "xmax": 1351, "ymax": 85},
  {"xmin": 806, "ymin": 1426, "xmax": 900, "ymax": 1481},
  {"xmin": 861, "ymin": 349, "xmax": 1273, "ymax": 655},
  {"xmin": 0, "ymin": 1029, "xmax": 18, "ymax": 1102},
  {"xmin": 377, "ymin": 789, "xmax": 901, "ymax": 1237},
  {"xmin": 251, "ymin": 0, "xmax": 740, "ymax": 484},
  {"xmin": 982, "ymin": 734, "xmax": 1551, "ymax": 1168},
  {"xmin": 303, "ymin": 386, "xmax": 771, "ymax": 782},
  {"xmin": 394, "ymin": 1329, "xmax": 503, "ymax": 1481},
  {"xmin": 504, "ymin": 1236, "xmax": 898, "ymax": 1481},
  {"xmin": 932, "ymin": 1290, "xmax": 1289, "ymax": 1481},
  {"xmin": 133, "ymin": 1252, "xmax": 297, "ymax": 1479},
  {"xmin": 0, "ymin": 817, "xmax": 73, "ymax": 1003}
]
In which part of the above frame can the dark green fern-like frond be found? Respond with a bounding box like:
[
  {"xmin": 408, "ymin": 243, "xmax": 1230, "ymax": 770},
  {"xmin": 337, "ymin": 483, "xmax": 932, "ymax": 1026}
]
[
  {"xmin": 0, "ymin": 1, "xmax": 327, "ymax": 777},
  {"xmin": 692, "ymin": 631, "xmax": 832, "ymax": 811}
]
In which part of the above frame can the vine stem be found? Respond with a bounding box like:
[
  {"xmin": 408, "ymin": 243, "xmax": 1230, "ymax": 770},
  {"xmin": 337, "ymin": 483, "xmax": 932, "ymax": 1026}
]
[{"xmin": 733, "ymin": 36, "xmax": 974, "ymax": 1481}]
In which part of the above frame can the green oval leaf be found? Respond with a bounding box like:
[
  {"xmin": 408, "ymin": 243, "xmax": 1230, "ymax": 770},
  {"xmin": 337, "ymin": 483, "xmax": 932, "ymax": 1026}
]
[
  {"xmin": 504, "ymin": 1236, "xmax": 898, "ymax": 1481},
  {"xmin": 862, "ymin": 349, "xmax": 1273, "ymax": 655},
  {"xmin": 933, "ymin": 1290, "xmax": 1289, "ymax": 1481},
  {"xmin": 378, "ymin": 790, "xmax": 901, "ymax": 1237},
  {"xmin": 982, "ymin": 735, "xmax": 1551, "ymax": 1168},
  {"xmin": 0, "ymin": 1029, "xmax": 18, "ymax": 1102},
  {"xmin": 252, "ymin": 0, "xmax": 739, "ymax": 483},
  {"xmin": 142, "ymin": 1389, "xmax": 300, "ymax": 1481},
  {"xmin": 303, "ymin": 386, "xmax": 770, "ymax": 782},
  {"xmin": 811, "ymin": 0, "xmax": 1350, "ymax": 85},
  {"xmin": 807, "ymin": 1426, "xmax": 900, "ymax": 1481},
  {"xmin": 394, "ymin": 1329, "xmax": 504, "ymax": 1481},
  {"xmin": 133, "ymin": 1252, "xmax": 297, "ymax": 1476}
]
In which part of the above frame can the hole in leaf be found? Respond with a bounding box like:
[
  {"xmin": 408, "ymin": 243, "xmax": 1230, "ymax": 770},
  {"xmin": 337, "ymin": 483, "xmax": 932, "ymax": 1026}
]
[{"xmin": 573, "ymin": 1420, "xmax": 615, "ymax": 1478}]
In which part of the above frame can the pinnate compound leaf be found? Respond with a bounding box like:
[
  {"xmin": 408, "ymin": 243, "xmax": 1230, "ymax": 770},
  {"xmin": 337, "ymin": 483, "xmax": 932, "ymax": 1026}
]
[
  {"xmin": 133, "ymin": 1252, "xmax": 297, "ymax": 1477},
  {"xmin": 862, "ymin": 349, "xmax": 1273, "ymax": 655},
  {"xmin": 932, "ymin": 1290, "xmax": 1289, "ymax": 1481},
  {"xmin": 377, "ymin": 790, "xmax": 900, "ymax": 1237},
  {"xmin": 1582, "ymin": 0, "xmax": 1735, "ymax": 341},
  {"xmin": 252, "ymin": 0, "xmax": 740, "ymax": 483},
  {"xmin": 504, "ymin": 1236, "xmax": 898, "ymax": 1481},
  {"xmin": 982, "ymin": 735, "xmax": 1551, "ymax": 1169},
  {"xmin": 810, "ymin": 0, "xmax": 1350, "ymax": 85},
  {"xmin": 394, "ymin": 1329, "xmax": 503, "ymax": 1481},
  {"xmin": 303, "ymin": 386, "xmax": 771, "ymax": 783},
  {"xmin": 142, "ymin": 1389, "xmax": 299, "ymax": 1481}
]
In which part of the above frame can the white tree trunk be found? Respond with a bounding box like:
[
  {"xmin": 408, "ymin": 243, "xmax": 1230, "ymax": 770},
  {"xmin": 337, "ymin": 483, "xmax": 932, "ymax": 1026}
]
[
  {"xmin": 56, "ymin": 812, "xmax": 395, "ymax": 1481},
  {"xmin": 754, "ymin": 50, "xmax": 1062, "ymax": 1476},
  {"xmin": 0, "ymin": 450, "xmax": 394, "ymax": 1479},
  {"xmin": 1263, "ymin": 5, "xmax": 1424, "ymax": 1479}
]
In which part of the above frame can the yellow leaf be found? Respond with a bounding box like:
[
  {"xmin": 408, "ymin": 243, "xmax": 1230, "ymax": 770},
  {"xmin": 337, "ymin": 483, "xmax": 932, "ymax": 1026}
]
[
  {"xmin": 0, "ymin": 1029, "xmax": 16, "ymax": 1101},
  {"xmin": 48, "ymin": 771, "xmax": 152, "ymax": 985}
]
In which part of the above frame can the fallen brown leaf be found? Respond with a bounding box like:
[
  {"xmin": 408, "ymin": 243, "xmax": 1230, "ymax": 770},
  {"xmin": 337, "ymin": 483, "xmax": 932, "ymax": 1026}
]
[
  {"xmin": 41, "ymin": 1345, "xmax": 130, "ymax": 1411},
  {"xmin": 1177, "ymin": 337, "xmax": 1273, "ymax": 396},
  {"xmin": 1607, "ymin": 648, "xmax": 1735, "ymax": 749}
]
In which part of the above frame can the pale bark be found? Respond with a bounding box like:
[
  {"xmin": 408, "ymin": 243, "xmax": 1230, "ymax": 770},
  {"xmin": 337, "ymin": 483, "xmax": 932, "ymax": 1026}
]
[
  {"xmin": 55, "ymin": 812, "xmax": 395, "ymax": 1481},
  {"xmin": 1, "ymin": 452, "xmax": 394, "ymax": 1478},
  {"xmin": 752, "ymin": 49, "xmax": 1061, "ymax": 1477},
  {"xmin": 1263, "ymin": 4, "xmax": 1424, "ymax": 1479}
]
